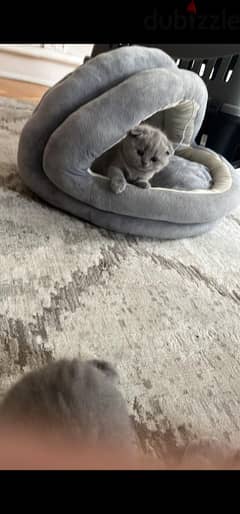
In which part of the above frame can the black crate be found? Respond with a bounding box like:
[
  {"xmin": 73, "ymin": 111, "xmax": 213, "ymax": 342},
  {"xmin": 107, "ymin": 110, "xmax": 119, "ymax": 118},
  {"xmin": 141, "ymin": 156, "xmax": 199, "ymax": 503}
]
[{"xmin": 89, "ymin": 44, "xmax": 240, "ymax": 168}]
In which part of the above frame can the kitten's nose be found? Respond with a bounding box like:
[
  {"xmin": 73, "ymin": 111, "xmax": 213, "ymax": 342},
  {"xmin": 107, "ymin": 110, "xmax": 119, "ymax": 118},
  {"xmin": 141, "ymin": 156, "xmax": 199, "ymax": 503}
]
[{"xmin": 142, "ymin": 159, "xmax": 147, "ymax": 167}]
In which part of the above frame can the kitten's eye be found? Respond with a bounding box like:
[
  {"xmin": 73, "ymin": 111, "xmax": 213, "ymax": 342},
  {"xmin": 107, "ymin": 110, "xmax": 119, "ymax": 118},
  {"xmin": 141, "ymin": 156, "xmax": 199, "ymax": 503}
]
[
  {"xmin": 137, "ymin": 150, "xmax": 144, "ymax": 157},
  {"xmin": 166, "ymin": 151, "xmax": 170, "ymax": 156},
  {"xmin": 151, "ymin": 157, "xmax": 158, "ymax": 163}
]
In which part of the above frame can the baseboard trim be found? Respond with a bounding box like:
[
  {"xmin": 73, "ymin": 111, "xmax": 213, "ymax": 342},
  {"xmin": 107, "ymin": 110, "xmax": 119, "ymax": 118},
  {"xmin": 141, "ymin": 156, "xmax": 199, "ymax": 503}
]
[
  {"xmin": 0, "ymin": 45, "xmax": 90, "ymax": 87},
  {"xmin": 0, "ymin": 70, "xmax": 57, "ymax": 87}
]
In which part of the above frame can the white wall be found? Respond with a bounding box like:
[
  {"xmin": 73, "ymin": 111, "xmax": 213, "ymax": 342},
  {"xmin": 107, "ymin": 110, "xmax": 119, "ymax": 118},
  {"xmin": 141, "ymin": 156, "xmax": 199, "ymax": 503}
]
[{"xmin": 0, "ymin": 44, "xmax": 94, "ymax": 86}]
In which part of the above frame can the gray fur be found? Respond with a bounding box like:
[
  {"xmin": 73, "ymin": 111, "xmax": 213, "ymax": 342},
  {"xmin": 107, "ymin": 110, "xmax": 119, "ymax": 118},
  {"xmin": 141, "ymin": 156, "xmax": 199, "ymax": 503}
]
[
  {"xmin": 103, "ymin": 124, "xmax": 174, "ymax": 194},
  {"xmin": 0, "ymin": 359, "xmax": 137, "ymax": 451}
]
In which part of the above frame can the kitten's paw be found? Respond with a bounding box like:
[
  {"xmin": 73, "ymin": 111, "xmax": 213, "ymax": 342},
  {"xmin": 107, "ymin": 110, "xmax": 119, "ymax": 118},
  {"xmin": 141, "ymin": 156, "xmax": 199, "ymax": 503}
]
[
  {"xmin": 110, "ymin": 177, "xmax": 127, "ymax": 195},
  {"xmin": 136, "ymin": 180, "xmax": 151, "ymax": 190}
]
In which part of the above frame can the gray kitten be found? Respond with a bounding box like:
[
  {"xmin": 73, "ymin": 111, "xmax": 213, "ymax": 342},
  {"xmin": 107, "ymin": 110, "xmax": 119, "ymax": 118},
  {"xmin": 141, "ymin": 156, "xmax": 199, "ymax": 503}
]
[
  {"xmin": 0, "ymin": 359, "xmax": 137, "ymax": 452},
  {"xmin": 105, "ymin": 123, "xmax": 174, "ymax": 194}
]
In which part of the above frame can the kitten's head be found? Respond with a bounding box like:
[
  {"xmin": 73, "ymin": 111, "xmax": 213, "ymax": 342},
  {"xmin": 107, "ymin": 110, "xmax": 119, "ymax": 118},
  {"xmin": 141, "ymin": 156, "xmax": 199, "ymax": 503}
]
[{"xmin": 121, "ymin": 124, "xmax": 174, "ymax": 182}]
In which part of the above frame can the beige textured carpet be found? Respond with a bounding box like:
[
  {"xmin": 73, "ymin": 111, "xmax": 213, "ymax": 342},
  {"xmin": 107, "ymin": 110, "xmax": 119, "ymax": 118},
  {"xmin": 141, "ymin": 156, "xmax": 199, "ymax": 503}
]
[{"xmin": 1, "ymin": 96, "xmax": 240, "ymax": 457}]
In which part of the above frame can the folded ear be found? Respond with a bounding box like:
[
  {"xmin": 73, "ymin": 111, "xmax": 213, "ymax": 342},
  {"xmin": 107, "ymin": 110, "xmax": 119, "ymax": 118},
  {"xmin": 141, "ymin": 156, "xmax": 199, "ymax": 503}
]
[{"xmin": 128, "ymin": 126, "xmax": 143, "ymax": 138}]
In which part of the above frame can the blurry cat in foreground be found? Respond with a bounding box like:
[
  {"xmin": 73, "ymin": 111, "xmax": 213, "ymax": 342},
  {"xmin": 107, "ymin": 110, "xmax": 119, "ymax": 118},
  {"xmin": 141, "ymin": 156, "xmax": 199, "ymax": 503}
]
[
  {"xmin": 0, "ymin": 359, "xmax": 237, "ymax": 469},
  {"xmin": 0, "ymin": 359, "xmax": 137, "ymax": 453},
  {"xmin": 105, "ymin": 123, "xmax": 174, "ymax": 194}
]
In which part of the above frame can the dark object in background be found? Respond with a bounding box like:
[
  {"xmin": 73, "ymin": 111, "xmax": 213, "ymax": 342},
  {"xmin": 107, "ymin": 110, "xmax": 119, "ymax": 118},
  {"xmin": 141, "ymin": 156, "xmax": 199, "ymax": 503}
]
[{"xmin": 89, "ymin": 44, "xmax": 240, "ymax": 169}]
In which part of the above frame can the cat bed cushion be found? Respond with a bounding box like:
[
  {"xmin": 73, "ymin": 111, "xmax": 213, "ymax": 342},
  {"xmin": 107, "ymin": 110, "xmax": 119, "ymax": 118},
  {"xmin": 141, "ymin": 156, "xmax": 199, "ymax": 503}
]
[{"xmin": 17, "ymin": 46, "xmax": 240, "ymax": 239}]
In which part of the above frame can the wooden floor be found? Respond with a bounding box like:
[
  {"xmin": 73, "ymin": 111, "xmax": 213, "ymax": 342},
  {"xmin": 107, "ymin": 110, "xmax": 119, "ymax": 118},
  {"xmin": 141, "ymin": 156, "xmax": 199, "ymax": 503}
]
[{"xmin": 0, "ymin": 78, "xmax": 49, "ymax": 103}]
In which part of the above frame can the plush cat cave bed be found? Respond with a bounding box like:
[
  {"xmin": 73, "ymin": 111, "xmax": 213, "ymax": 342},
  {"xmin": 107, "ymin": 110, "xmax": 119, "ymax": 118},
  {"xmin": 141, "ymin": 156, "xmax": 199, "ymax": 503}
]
[{"xmin": 17, "ymin": 46, "xmax": 240, "ymax": 239}]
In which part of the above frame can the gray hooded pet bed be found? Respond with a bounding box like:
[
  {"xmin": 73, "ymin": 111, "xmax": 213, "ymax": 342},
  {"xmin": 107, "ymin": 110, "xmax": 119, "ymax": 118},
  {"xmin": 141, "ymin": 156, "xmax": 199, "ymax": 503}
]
[{"xmin": 17, "ymin": 46, "xmax": 240, "ymax": 240}]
